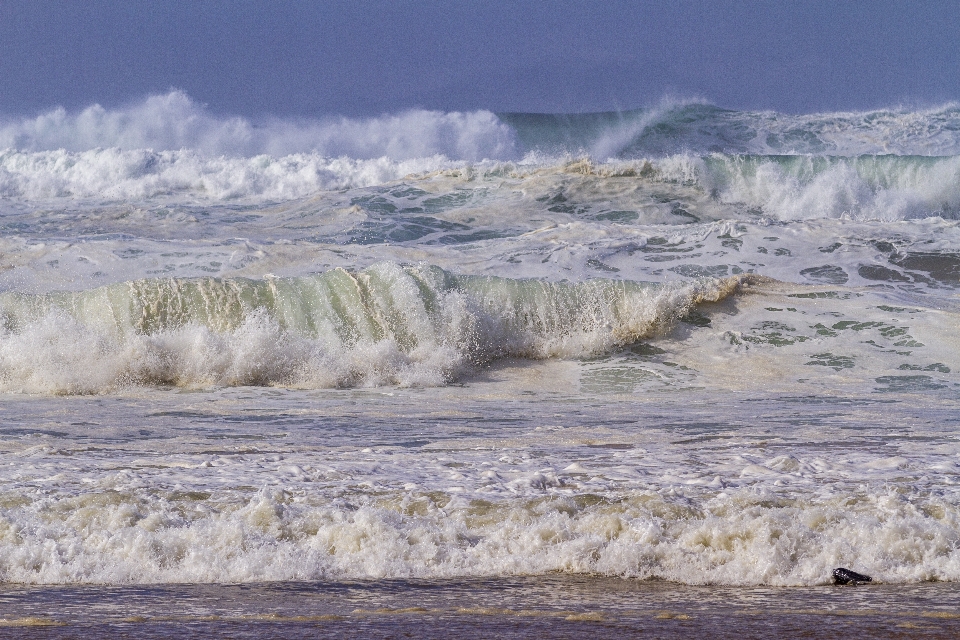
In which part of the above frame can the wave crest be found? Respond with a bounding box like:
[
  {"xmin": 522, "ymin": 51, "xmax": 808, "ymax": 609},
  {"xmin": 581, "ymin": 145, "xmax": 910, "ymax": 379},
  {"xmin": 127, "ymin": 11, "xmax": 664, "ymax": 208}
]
[
  {"xmin": 0, "ymin": 91, "xmax": 519, "ymax": 161},
  {"xmin": 0, "ymin": 263, "xmax": 746, "ymax": 394}
]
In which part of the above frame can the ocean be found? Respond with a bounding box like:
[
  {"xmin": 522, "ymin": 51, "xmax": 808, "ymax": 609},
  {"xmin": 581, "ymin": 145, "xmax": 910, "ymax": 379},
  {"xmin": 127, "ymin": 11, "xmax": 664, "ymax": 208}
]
[{"xmin": 1, "ymin": 92, "xmax": 959, "ymax": 637}]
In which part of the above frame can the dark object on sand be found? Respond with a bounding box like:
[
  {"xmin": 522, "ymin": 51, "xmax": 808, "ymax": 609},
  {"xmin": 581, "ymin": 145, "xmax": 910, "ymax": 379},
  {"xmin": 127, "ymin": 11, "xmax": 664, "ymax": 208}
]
[{"xmin": 833, "ymin": 568, "xmax": 873, "ymax": 585}]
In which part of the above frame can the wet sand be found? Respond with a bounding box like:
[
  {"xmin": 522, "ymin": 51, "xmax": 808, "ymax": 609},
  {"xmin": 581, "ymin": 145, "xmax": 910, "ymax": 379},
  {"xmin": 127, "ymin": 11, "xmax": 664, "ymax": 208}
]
[{"xmin": 2, "ymin": 576, "xmax": 958, "ymax": 639}]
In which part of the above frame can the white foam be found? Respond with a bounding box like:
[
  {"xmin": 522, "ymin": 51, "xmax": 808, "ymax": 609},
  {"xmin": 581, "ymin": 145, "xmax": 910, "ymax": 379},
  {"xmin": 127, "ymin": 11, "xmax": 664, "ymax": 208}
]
[
  {"xmin": 711, "ymin": 156, "xmax": 960, "ymax": 221},
  {"xmin": 596, "ymin": 153, "xmax": 960, "ymax": 221},
  {"xmin": 0, "ymin": 147, "xmax": 465, "ymax": 200},
  {"xmin": 0, "ymin": 91, "xmax": 520, "ymax": 161},
  {"xmin": 0, "ymin": 486, "xmax": 957, "ymax": 585}
]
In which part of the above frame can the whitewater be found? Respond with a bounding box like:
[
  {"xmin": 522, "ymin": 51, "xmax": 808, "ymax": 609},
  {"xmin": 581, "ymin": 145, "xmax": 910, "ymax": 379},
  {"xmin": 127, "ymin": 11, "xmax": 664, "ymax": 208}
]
[{"xmin": 1, "ymin": 92, "xmax": 959, "ymax": 599}]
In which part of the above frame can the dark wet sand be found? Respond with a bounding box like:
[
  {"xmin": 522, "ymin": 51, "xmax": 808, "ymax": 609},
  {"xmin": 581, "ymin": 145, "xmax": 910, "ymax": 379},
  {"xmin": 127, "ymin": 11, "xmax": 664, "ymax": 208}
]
[{"xmin": 1, "ymin": 576, "xmax": 958, "ymax": 639}]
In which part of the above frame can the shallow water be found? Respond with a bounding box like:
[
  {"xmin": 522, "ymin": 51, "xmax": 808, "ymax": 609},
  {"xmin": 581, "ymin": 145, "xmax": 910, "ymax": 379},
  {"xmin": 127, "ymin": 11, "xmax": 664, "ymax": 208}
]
[
  {"xmin": 2, "ymin": 577, "xmax": 960, "ymax": 639},
  {"xmin": 1, "ymin": 380, "xmax": 958, "ymax": 585}
]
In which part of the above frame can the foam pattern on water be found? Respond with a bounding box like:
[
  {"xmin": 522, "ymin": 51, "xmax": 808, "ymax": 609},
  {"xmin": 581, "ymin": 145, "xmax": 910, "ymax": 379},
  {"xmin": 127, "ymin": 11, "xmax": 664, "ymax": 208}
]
[{"xmin": 2, "ymin": 394, "xmax": 959, "ymax": 587}]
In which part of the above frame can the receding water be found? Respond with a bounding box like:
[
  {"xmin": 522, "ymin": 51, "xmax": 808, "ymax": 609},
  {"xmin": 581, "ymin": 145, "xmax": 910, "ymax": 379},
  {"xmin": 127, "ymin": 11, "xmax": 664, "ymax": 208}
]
[{"xmin": 2, "ymin": 577, "xmax": 959, "ymax": 639}]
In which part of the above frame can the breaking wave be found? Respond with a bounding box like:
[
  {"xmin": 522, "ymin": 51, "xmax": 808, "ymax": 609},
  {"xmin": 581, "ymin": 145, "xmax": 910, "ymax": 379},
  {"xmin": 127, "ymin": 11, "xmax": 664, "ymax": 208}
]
[
  {"xmin": 0, "ymin": 263, "xmax": 746, "ymax": 394},
  {"xmin": 0, "ymin": 147, "xmax": 461, "ymax": 200},
  {"xmin": 4, "ymin": 92, "xmax": 960, "ymax": 164},
  {"xmin": 685, "ymin": 153, "xmax": 960, "ymax": 221},
  {"xmin": 2, "ymin": 486, "xmax": 957, "ymax": 584},
  {"xmin": 502, "ymin": 101, "xmax": 960, "ymax": 158},
  {"xmin": 0, "ymin": 90, "xmax": 519, "ymax": 161},
  {"xmin": 2, "ymin": 92, "xmax": 958, "ymax": 219}
]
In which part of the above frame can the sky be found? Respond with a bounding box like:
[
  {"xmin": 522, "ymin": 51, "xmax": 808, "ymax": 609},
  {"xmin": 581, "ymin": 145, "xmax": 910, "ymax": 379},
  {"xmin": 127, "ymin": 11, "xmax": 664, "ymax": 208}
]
[{"xmin": 1, "ymin": 0, "xmax": 958, "ymax": 118}]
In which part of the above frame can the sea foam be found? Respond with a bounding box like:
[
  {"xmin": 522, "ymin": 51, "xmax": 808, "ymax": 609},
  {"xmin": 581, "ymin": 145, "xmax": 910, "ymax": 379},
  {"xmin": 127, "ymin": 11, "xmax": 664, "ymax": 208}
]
[
  {"xmin": 0, "ymin": 147, "xmax": 459, "ymax": 200},
  {"xmin": 1, "ymin": 486, "xmax": 957, "ymax": 585}
]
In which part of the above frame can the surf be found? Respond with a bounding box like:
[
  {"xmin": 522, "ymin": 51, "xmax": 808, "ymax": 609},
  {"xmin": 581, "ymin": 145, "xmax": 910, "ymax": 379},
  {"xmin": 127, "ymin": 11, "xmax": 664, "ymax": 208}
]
[{"xmin": 0, "ymin": 263, "xmax": 749, "ymax": 394}]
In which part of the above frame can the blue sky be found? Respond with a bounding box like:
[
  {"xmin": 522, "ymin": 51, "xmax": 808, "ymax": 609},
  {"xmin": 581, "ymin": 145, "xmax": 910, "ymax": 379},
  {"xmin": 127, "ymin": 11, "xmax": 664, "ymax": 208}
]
[{"xmin": 1, "ymin": 1, "xmax": 958, "ymax": 117}]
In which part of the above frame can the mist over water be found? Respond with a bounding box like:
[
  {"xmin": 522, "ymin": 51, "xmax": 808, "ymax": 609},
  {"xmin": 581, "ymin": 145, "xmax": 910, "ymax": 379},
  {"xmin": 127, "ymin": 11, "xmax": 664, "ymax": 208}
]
[
  {"xmin": 0, "ymin": 91, "xmax": 520, "ymax": 160},
  {"xmin": 1, "ymin": 92, "xmax": 960, "ymax": 589}
]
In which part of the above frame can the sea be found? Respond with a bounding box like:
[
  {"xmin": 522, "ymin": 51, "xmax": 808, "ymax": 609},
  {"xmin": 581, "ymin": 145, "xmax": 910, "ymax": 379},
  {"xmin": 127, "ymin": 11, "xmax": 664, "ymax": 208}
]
[{"xmin": 0, "ymin": 91, "xmax": 959, "ymax": 637}]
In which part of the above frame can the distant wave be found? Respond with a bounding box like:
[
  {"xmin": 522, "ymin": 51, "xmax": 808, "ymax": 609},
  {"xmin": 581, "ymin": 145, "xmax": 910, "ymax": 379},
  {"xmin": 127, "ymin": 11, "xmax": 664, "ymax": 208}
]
[
  {"xmin": 2, "ymin": 92, "xmax": 959, "ymax": 216},
  {"xmin": 4, "ymin": 92, "xmax": 960, "ymax": 164},
  {"xmin": 2, "ymin": 149, "xmax": 958, "ymax": 221},
  {"xmin": 698, "ymin": 154, "xmax": 960, "ymax": 221},
  {"xmin": 500, "ymin": 101, "xmax": 960, "ymax": 158},
  {"xmin": 0, "ymin": 91, "xmax": 519, "ymax": 161}
]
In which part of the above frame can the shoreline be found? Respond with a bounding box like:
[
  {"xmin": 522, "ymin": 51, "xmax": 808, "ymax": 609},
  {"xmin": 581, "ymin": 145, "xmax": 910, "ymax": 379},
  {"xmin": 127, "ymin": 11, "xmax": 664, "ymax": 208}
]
[{"xmin": 2, "ymin": 576, "xmax": 958, "ymax": 638}]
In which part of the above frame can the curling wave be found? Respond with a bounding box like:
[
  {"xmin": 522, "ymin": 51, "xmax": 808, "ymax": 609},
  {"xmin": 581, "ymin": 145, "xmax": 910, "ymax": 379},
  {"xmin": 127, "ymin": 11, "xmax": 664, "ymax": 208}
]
[{"xmin": 0, "ymin": 263, "xmax": 746, "ymax": 394}]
